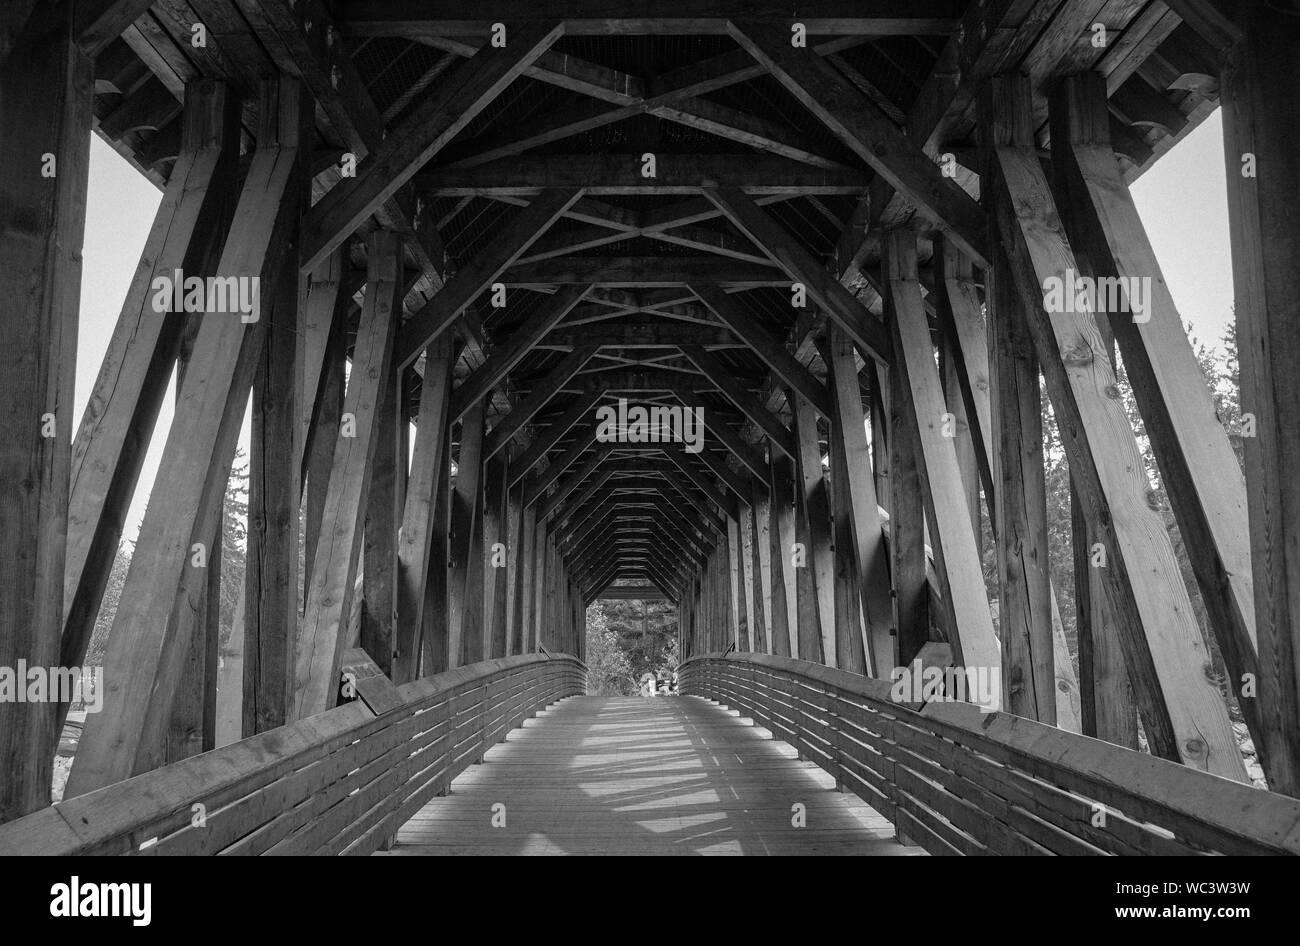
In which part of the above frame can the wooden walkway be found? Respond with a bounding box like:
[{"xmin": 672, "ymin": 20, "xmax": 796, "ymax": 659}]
[{"xmin": 382, "ymin": 695, "xmax": 924, "ymax": 856}]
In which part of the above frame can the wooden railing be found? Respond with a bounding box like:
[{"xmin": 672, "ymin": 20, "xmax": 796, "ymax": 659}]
[
  {"xmin": 680, "ymin": 653, "xmax": 1300, "ymax": 856},
  {"xmin": 0, "ymin": 653, "xmax": 586, "ymax": 856}
]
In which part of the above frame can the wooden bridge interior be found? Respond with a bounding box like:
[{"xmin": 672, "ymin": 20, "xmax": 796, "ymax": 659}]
[{"xmin": 2, "ymin": 0, "xmax": 1300, "ymax": 857}]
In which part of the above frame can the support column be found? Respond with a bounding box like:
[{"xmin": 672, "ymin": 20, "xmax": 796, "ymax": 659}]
[
  {"xmin": 447, "ymin": 401, "xmax": 485, "ymax": 667},
  {"xmin": 1221, "ymin": 8, "xmax": 1300, "ymax": 795},
  {"xmin": 824, "ymin": 325, "xmax": 893, "ymax": 676},
  {"xmin": 394, "ymin": 336, "xmax": 453, "ymax": 683},
  {"xmin": 987, "ymin": 235, "xmax": 1054, "ymax": 722},
  {"xmin": 791, "ymin": 392, "xmax": 835, "ymax": 665},
  {"xmin": 360, "ymin": 365, "xmax": 399, "ymax": 677},
  {"xmin": 884, "ymin": 231, "xmax": 1000, "ymax": 681},
  {"xmin": 769, "ymin": 453, "xmax": 798, "ymax": 657},
  {"xmin": 246, "ymin": 237, "xmax": 303, "ymax": 731},
  {"xmin": 750, "ymin": 477, "xmax": 772, "ymax": 654},
  {"xmin": 483, "ymin": 456, "xmax": 510, "ymax": 658},
  {"xmin": 292, "ymin": 227, "xmax": 400, "ymax": 720}
]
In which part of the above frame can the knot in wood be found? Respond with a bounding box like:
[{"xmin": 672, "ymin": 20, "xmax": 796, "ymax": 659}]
[{"xmin": 1061, "ymin": 343, "xmax": 1094, "ymax": 367}]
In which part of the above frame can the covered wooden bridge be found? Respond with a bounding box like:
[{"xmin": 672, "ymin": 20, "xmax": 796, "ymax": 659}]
[{"xmin": 2, "ymin": 0, "xmax": 1300, "ymax": 856}]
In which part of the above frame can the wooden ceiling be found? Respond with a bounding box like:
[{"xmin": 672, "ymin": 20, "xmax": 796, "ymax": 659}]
[{"xmin": 87, "ymin": 1, "xmax": 1232, "ymax": 588}]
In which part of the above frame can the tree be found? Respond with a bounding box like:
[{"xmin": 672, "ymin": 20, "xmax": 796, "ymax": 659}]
[
  {"xmin": 598, "ymin": 597, "xmax": 678, "ymax": 681},
  {"xmin": 219, "ymin": 450, "xmax": 249, "ymax": 651},
  {"xmin": 584, "ymin": 602, "xmax": 638, "ymax": 695}
]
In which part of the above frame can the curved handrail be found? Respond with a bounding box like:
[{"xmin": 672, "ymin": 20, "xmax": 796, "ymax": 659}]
[
  {"xmin": 0, "ymin": 653, "xmax": 586, "ymax": 856},
  {"xmin": 679, "ymin": 652, "xmax": 1300, "ymax": 856}
]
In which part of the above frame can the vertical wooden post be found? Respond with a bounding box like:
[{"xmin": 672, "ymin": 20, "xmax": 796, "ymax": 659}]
[
  {"xmin": 769, "ymin": 453, "xmax": 798, "ymax": 657},
  {"xmin": 531, "ymin": 515, "xmax": 549, "ymax": 652},
  {"xmin": 420, "ymin": 459, "xmax": 452, "ymax": 676},
  {"xmin": 884, "ymin": 230, "xmax": 1000, "ymax": 680},
  {"xmin": 727, "ymin": 515, "xmax": 743, "ymax": 650},
  {"xmin": 447, "ymin": 401, "xmax": 485, "ymax": 667},
  {"xmin": 987, "ymin": 235, "xmax": 1055, "ymax": 722},
  {"xmin": 791, "ymin": 392, "xmax": 835, "ymax": 665},
  {"xmin": 739, "ymin": 503, "xmax": 757, "ymax": 652},
  {"xmin": 1221, "ymin": 7, "xmax": 1300, "ymax": 794},
  {"xmin": 394, "ymin": 336, "xmax": 453, "ymax": 683},
  {"xmin": 824, "ymin": 325, "xmax": 893, "ymax": 676},
  {"xmin": 245, "ymin": 222, "xmax": 303, "ymax": 731},
  {"xmin": 505, "ymin": 474, "xmax": 525, "ymax": 655},
  {"xmin": 887, "ymin": 336, "xmax": 928, "ymax": 667},
  {"xmin": 360, "ymin": 366, "xmax": 399, "ymax": 677},
  {"xmin": 1073, "ymin": 479, "xmax": 1137, "ymax": 745},
  {"xmin": 292, "ymin": 227, "xmax": 401, "ymax": 720},
  {"xmin": 750, "ymin": 477, "xmax": 772, "ymax": 654},
  {"xmin": 483, "ymin": 456, "xmax": 510, "ymax": 658},
  {"xmin": 828, "ymin": 415, "xmax": 867, "ymax": 674},
  {"xmin": 302, "ymin": 289, "xmax": 348, "ymax": 596},
  {"xmin": 517, "ymin": 503, "xmax": 537, "ymax": 653}
]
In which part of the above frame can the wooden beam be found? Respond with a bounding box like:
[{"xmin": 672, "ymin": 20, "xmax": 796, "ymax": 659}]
[
  {"xmin": 70, "ymin": 78, "xmax": 308, "ymax": 794},
  {"xmin": 341, "ymin": 1, "xmax": 959, "ymax": 36},
  {"xmin": 483, "ymin": 346, "xmax": 599, "ymax": 459},
  {"xmin": 750, "ymin": 476, "xmax": 772, "ymax": 653},
  {"xmin": 727, "ymin": 19, "xmax": 986, "ymax": 267},
  {"xmin": 447, "ymin": 401, "xmax": 486, "ymax": 668},
  {"xmin": 76, "ymin": 0, "xmax": 155, "ymax": 56},
  {"xmin": 1053, "ymin": 70, "xmax": 1263, "ymax": 761},
  {"xmin": 984, "ymin": 74, "xmax": 1243, "ymax": 779},
  {"xmin": 421, "ymin": 155, "xmax": 868, "ymax": 195},
  {"xmin": 768, "ymin": 453, "xmax": 799, "ymax": 657},
  {"xmin": 60, "ymin": 81, "xmax": 239, "ymax": 715},
  {"xmin": 0, "ymin": 8, "xmax": 91, "ymax": 820},
  {"xmin": 678, "ymin": 345, "xmax": 795, "ymax": 460},
  {"xmin": 483, "ymin": 457, "xmax": 510, "ymax": 658},
  {"xmin": 361, "ymin": 363, "xmax": 400, "ymax": 676},
  {"xmin": 790, "ymin": 391, "xmax": 835, "ymax": 665},
  {"xmin": 508, "ymin": 390, "xmax": 602, "ymax": 487},
  {"xmin": 292, "ymin": 229, "xmax": 401, "ymax": 720},
  {"xmin": 244, "ymin": 224, "xmax": 303, "ymax": 734},
  {"xmin": 238, "ymin": 0, "xmax": 450, "ymax": 302},
  {"xmin": 827, "ymin": 398, "xmax": 866, "ymax": 673},
  {"xmin": 395, "ymin": 189, "xmax": 583, "ymax": 369},
  {"xmin": 393, "ymin": 337, "xmax": 454, "ymax": 683},
  {"xmin": 987, "ymin": 235, "xmax": 1055, "ymax": 722},
  {"xmin": 514, "ymin": 500, "xmax": 536, "ymax": 652},
  {"xmin": 505, "ymin": 256, "xmax": 786, "ymax": 288},
  {"xmin": 886, "ymin": 333, "xmax": 929, "ymax": 667},
  {"xmin": 0, "ymin": 1, "xmax": 41, "ymax": 67},
  {"xmin": 1220, "ymin": 5, "xmax": 1300, "ymax": 795},
  {"xmin": 884, "ymin": 231, "xmax": 1001, "ymax": 683},
  {"xmin": 701, "ymin": 187, "xmax": 891, "ymax": 364},
  {"xmin": 301, "ymin": 21, "xmax": 565, "ymax": 270},
  {"xmin": 450, "ymin": 284, "xmax": 590, "ymax": 421},
  {"xmin": 535, "ymin": 443, "xmax": 615, "ymax": 520},
  {"xmin": 673, "ymin": 391, "xmax": 769, "ymax": 484},
  {"xmin": 420, "ymin": 458, "xmax": 453, "ymax": 673},
  {"xmin": 823, "ymin": 326, "xmax": 893, "ymax": 677},
  {"xmin": 691, "ymin": 283, "xmax": 831, "ymax": 416}
]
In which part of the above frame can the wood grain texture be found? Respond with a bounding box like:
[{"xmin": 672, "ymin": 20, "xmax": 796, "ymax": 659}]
[{"xmin": 386, "ymin": 696, "xmax": 920, "ymax": 856}]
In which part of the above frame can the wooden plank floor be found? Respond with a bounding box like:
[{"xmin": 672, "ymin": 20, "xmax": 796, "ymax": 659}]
[{"xmin": 381, "ymin": 695, "xmax": 926, "ymax": 856}]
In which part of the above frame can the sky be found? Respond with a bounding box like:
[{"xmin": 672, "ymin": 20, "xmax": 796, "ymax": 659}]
[{"xmin": 74, "ymin": 108, "xmax": 1238, "ymax": 544}]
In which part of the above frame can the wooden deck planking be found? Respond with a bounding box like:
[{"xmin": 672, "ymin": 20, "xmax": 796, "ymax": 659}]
[{"xmin": 381, "ymin": 695, "xmax": 925, "ymax": 856}]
